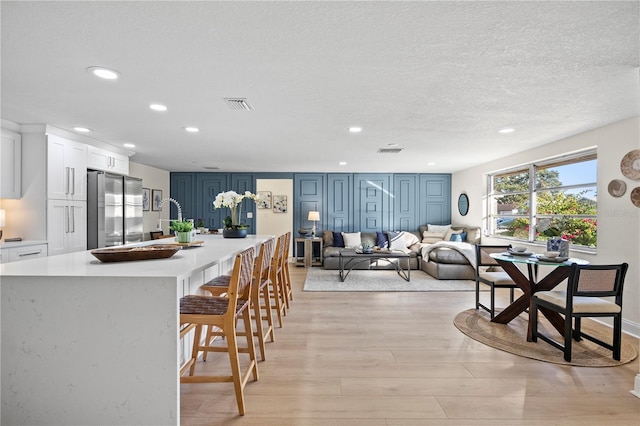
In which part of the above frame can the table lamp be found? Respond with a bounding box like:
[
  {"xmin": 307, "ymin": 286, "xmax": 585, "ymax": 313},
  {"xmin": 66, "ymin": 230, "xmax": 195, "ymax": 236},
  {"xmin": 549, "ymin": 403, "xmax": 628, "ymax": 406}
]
[
  {"xmin": 307, "ymin": 211, "xmax": 320, "ymax": 237},
  {"xmin": 0, "ymin": 209, "xmax": 5, "ymax": 241}
]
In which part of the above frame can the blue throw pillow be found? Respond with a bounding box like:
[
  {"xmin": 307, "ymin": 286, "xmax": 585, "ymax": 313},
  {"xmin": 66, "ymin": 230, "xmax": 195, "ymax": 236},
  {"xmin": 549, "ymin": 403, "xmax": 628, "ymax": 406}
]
[
  {"xmin": 450, "ymin": 232, "xmax": 467, "ymax": 242},
  {"xmin": 333, "ymin": 231, "xmax": 345, "ymax": 248},
  {"xmin": 376, "ymin": 231, "xmax": 388, "ymax": 248}
]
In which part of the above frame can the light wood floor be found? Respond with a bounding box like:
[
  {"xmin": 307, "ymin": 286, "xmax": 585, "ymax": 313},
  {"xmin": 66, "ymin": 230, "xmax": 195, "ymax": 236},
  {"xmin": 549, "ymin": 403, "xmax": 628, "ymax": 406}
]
[{"xmin": 180, "ymin": 266, "xmax": 640, "ymax": 425}]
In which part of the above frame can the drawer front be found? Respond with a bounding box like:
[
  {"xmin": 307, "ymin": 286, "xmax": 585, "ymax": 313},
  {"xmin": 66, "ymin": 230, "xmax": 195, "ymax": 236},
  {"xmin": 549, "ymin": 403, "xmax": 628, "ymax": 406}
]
[{"xmin": 8, "ymin": 244, "xmax": 48, "ymax": 262}]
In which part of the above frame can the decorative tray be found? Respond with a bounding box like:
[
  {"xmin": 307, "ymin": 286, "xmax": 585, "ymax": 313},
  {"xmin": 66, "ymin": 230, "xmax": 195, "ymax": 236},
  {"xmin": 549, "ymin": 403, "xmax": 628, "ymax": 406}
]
[{"xmin": 91, "ymin": 244, "xmax": 182, "ymax": 262}]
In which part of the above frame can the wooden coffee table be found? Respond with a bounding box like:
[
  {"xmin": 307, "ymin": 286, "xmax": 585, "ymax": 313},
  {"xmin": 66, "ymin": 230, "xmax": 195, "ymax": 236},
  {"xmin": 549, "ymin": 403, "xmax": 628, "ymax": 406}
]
[{"xmin": 338, "ymin": 249, "xmax": 411, "ymax": 282}]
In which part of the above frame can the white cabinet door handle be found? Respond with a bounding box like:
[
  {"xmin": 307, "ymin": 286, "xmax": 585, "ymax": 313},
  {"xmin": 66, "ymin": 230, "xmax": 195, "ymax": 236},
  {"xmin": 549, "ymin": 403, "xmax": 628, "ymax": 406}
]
[
  {"xmin": 18, "ymin": 251, "xmax": 42, "ymax": 258},
  {"xmin": 70, "ymin": 206, "xmax": 75, "ymax": 233},
  {"xmin": 71, "ymin": 168, "xmax": 75, "ymax": 195},
  {"xmin": 65, "ymin": 167, "xmax": 70, "ymax": 194},
  {"xmin": 65, "ymin": 206, "xmax": 70, "ymax": 233}
]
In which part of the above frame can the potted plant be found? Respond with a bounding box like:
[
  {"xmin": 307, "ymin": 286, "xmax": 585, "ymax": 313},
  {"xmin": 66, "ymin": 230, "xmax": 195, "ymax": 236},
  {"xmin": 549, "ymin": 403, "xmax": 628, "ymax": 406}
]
[
  {"xmin": 170, "ymin": 220, "xmax": 194, "ymax": 243},
  {"xmin": 196, "ymin": 218, "xmax": 208, "ymax": 234},
  {"xmin": 213, "ymin": 190, "xmax": 260, "ymax": 238}
]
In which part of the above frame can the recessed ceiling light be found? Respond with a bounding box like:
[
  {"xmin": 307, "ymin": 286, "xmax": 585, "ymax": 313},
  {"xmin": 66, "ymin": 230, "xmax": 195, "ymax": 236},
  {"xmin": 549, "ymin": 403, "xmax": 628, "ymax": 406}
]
[
  {"xmin": 388, "ymin": 143, "xmax": 398, "ymax": 147},
  {"xmin": 87, "ymin": 66, "xmax": 120, "ymax": 80},
  {"xmin": 123, "ymin": 143, "xmax": 135, "ymax": 148},
  {"xmin": 348, "ymin": 127, "xmax": 362, "ymax": 133},
  {"xmin": 73, "ymin": 127, "xmax": 91, "ymax": 133},
  {"xmin": 183, "ymin": 127, "xmax": 199, "ymax": 133},
  {"xmin": 498, "ymin": 128, "xmax": 515, "ymax": 134},
  {"xmin": 339, "ymin": 161, "xmax": 347, "ymax": 166},
  {"xmin": 149, "ymin": 104, "xmax": 167, "ymax": 112},
  {"xmin": 427, "ymin": 162, "xmax": 436, "ymax": 166}
]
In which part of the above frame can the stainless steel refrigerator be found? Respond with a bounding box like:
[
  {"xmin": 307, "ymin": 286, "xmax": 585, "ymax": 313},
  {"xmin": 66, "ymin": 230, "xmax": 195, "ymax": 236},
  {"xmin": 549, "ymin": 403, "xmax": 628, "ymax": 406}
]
[{"xmin": 87, "ymin": 170, "xmax": 143, "ymax": 249}]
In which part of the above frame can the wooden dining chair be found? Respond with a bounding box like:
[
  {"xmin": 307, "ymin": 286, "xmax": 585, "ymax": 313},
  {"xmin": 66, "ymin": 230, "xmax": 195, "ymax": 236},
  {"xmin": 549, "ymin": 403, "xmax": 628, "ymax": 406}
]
[
  {"xmin": 531, "ymin": 262, "xmax": 628, "ymax": 362},
  {"xmin": 179, "ymin": 246, "xmax": 257, "ymax": 416},
  {"xmin": 475, "ymin": 245, "xmax": 518, "ymax": 319}
]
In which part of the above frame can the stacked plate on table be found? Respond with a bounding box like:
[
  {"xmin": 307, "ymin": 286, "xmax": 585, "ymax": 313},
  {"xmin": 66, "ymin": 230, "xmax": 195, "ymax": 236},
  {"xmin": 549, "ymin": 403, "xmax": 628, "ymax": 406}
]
[
  {"xmin": 534, "ymin": 254, "xmax": 569, "ymax": 263},
  {"xmin": 507, "ymin": 248, "xmax": 534, "ymax": 257}
]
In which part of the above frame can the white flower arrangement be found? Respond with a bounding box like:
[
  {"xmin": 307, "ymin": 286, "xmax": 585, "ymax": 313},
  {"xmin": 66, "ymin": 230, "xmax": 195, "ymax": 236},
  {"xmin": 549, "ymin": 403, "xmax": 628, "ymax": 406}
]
[{"xmin": 213, "ymin": 190, "xmax": 259, "ymax": 228}]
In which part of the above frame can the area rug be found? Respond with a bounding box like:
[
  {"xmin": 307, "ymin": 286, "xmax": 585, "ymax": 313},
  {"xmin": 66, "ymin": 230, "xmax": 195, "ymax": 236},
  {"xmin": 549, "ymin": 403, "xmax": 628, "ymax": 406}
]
[
  {"xmin": 302, "ymin": 268, "xmax": 476, "ymax": 292},
  {"xmin": 454, "ymin": 308, "xmax": 638, "ymax": 367}
]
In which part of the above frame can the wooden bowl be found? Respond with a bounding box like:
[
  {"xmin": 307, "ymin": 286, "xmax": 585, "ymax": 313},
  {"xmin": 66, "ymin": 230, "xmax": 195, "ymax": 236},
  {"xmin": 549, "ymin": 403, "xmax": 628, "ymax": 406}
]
[{"xmin": 91, "ymin": 244, "xmax": 181, "ymax": 262}]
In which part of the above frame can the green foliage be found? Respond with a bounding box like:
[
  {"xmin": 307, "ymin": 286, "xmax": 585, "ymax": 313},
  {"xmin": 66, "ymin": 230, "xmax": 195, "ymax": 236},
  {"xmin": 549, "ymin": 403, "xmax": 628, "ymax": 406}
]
[{"xmin": 170, "ymin": 220, "xmax": 194, "ymax": 232}]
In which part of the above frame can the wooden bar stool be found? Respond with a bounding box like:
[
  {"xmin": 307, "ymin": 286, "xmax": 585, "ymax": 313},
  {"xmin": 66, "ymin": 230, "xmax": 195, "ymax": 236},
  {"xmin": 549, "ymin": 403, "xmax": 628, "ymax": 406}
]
[
  {"xmin": 200, "ymin": 238, "xmax": 276, "ymax": 361},
  {"xmin": 282, "ymin": 231, "xmax": 293, "ymax": 307},
  {"xmin": 269, "ymin": 234, "xmax": 288, "ymax": 327},
  {"xmin": 179, "ymin": 246, "xmax": 257, "ymax": 416}
]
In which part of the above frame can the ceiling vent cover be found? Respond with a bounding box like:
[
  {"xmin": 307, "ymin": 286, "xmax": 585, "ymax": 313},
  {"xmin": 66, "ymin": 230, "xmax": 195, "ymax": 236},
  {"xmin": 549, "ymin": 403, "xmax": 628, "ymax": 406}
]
[
  {"xmin": 377, "ymin": 148, "xmax": 403, "ymax": 154},
  {"xmin": 224, "ymin": 98, "xmax": 254, "ymax": 111}
]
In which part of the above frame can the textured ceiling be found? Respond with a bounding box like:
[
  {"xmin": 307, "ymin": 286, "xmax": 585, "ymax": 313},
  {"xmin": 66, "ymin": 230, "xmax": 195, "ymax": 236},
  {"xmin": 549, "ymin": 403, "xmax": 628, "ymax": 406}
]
[{"xmin": 1, "ymin": 1, "xmax": 639, "ymax": 173}]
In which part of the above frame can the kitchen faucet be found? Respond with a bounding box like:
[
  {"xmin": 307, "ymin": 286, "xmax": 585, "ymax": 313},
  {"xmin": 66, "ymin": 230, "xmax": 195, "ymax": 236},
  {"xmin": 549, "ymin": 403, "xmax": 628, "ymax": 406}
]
[{"xmin": 156, "ymin": 197, "xmax": 183, "ymax": 230}]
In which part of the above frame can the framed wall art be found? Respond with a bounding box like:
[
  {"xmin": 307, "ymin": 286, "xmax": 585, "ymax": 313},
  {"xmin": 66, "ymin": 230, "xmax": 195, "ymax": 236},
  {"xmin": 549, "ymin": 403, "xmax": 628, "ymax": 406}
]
[
  {"xmin": 272, "ymin": 195, "xmax": 287, "ymax": 213},
  {"xmin": 142, "ymin": 188, "xmax": 151, "ymax": 211},
  {"xmin": 152, "ymin": 189, "xmax": 163, "ymax": 211},
  {"xmin": 257, "ymin": 191, "xmax": 272, "ymax": 209}
]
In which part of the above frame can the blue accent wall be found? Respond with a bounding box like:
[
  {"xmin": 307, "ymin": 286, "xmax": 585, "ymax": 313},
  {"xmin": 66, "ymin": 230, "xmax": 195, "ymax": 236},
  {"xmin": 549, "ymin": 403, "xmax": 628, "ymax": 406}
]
[{"xmin": 170, "ymin": 172, "xmax": 451, "ymax": 235}]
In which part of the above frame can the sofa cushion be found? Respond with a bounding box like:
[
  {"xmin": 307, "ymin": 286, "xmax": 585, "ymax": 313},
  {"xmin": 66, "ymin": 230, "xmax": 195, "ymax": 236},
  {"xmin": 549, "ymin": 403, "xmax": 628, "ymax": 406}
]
[
  {"xmin": 446, "ymin": 229, "xmax": 464, "ymax": 241},
  {"xmin": 428, "ymin": 247, "xmax": 470, "ymax": 264},
  {"xmin": 341, "ymin": 232, "xmax": 361, "ymax": 248},
  {"xmin": 333, "ymin": 232, "xmax": 345, "ymax": 248},
  {"xmin": 428, "ymin": 224, "xmax": 451, "ymax": 234},
  {"xmin": 404, "ymin": 232, "xmax": 420, "ymax": 247},
  {"xmin": 376, "ymin": 231, "xmax": 389, "ymax": 248}
]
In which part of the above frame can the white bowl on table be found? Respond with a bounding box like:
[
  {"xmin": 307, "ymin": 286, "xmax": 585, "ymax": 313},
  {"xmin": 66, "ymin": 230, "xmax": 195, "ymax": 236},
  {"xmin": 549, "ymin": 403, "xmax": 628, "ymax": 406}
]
[
  {"xmin": 543, "ymin": 251, "xmax": 560, "ymax": 258},
  {"xmin": 511, "ymin": 246, "xmax": 527, "ymax": 253}
]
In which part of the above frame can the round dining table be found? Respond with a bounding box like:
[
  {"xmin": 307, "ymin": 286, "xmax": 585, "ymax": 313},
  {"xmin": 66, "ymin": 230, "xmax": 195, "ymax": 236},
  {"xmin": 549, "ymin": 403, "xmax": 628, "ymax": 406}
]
[{"xmin": 489, "ymin": 252, "xmax": 589, "ymax": 341}]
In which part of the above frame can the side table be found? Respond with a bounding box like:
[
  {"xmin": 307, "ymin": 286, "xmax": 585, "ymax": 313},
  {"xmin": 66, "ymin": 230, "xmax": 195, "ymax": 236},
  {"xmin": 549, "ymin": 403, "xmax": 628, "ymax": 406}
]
[{"xmin": 294, "ymin": 237, "xmax": 323, "ymax": 267}]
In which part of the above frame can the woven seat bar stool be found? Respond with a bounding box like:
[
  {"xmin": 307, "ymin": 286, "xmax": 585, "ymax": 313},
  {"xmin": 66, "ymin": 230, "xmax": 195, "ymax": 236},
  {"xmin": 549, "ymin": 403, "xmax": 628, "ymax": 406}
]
[
  {"xmin": 200, "ymin": 238, "xmax": 276, "ymax": 361},
  {"xmin": 269, "ymin": 233, "xmax": 288, "ymax": 327},
  {"xmin": 179, "ymin": 246, "xmax": 257, "ymax": 416}
]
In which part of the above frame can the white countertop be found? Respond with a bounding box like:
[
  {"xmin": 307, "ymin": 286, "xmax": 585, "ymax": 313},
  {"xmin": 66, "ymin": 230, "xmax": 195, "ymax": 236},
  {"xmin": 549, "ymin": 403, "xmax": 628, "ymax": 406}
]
[{"xmin": 0, "ymin": 235, "xmax": 271, "ymax": 278}]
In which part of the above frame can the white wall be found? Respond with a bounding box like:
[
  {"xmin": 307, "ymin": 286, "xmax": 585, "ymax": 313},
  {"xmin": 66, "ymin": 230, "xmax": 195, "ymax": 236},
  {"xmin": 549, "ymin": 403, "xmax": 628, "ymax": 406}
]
[
  {"xmin": 128, "ymin": 162, "xmax": 170, "ymax": 239},
  {"xmin": 256, "ymin": 179, "xmax": 293, "ymax": 255},
  {"xmin": 452, "ymin": 116, "xmax": 640, "ymax": 336}
]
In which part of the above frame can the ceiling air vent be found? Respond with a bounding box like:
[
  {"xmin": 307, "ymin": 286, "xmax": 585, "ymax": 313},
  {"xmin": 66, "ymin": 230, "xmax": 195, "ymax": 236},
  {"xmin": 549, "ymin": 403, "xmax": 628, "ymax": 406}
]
[
  {"xmin": 203, "ymin": 166, "xmax": 220, "ymax": 170},
  {"xmin": 224, "ymin": 98, "xmax": 254, "ymax": 111},
  {"xmin": 377, "ymin": 148, "xmax": 403, "ymax": 154}
]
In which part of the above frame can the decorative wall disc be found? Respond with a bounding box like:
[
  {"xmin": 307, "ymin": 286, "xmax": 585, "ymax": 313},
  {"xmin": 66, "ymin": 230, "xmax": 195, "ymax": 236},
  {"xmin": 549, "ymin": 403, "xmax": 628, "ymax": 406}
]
[
  {"xmin": 630, "ymin": 187, "xmax": 640, "ymax": 208},
  {"xmin": 620, "ymin": 149, "xmax": 640, "ymax": 180},
  {"xmin": 607, "ymin": 179, "xmax": 627, "ymax": 197}
]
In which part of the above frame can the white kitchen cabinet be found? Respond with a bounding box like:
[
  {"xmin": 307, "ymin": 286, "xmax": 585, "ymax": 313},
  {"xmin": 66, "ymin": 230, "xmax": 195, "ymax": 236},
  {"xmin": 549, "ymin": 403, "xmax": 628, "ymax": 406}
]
[
  {"xmin": 47, "ymin": 199, "xmax": 87, "ymax": 256},
  {"xmin": 87, "ymin": 145, "xmax": 129, "ymax": 175},
  {"xmin": 47, "ymin": 134, "xmax": 87, "ymax": 200},
  {"xmin": 1, "ymin": 128, "xmax": 22, "ymax": 199},
  {"xmin": 0, "ymin": 241, "xmax": 48, "ymax": 264}
]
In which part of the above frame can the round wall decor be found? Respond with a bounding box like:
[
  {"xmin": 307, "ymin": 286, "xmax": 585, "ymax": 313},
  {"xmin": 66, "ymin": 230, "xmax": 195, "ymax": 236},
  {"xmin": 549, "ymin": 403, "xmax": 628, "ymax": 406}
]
[
  {"xmin": 620, "ymin": 149, "xmax": 640, "ymax": 180},
  {"xmin": 607, "ymin": 179, "xmax": 627, "ymax": 197},
  {"xmin": 630, "ymin": 187, "xmax": 640, "ymax": 208}
]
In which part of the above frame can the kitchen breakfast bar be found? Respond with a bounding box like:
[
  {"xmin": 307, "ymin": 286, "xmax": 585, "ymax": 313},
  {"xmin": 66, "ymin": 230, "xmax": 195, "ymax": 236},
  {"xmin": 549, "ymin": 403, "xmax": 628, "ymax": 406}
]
[{"xmin": 1, "ymin": 234, "xmax": 271, "ymax": 425}]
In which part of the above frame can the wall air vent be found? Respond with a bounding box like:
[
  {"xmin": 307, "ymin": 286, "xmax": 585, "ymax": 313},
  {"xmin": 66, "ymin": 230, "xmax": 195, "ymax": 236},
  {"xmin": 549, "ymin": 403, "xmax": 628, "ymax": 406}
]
[
  {"xmin": 224, "ymin": 98, "xmax": 254, "ymax": 111},
  {"xmin": 377, "ymin": 148, "xmax": 403, "ymax": 154}
]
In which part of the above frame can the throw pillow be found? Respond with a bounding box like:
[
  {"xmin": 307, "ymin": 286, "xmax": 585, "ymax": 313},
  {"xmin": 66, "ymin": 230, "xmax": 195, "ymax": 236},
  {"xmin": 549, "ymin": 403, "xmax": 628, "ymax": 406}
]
[
  {"xmin": 449, "ymin": 232, "xmax": 467, "ymax": 242},
  {"xmin": 428, "ymin": 224, "xmax": 452, "ymax": 234},
  {"xmin": 403, "ymin": 231, "xmax": 420, "ymax": 247},
  {"xmin": 376, "ymin": 231, "xmax": 389, "ymax": 248},
  {"xmin": 422, "ymin": 230, "xmax": 445, "ymax": 244},
  {"xmin": 387, "ymin": 231, "xmax": 407, "ymax": 250},
  {"xmin": 332, "ymin": 231, "xmax": 345, "ymax": 248},
  {"xmin": 445, "ymin": 228, "xmax": 464, "ymax": 241},
  {"xmin": 341, "ymin": 232, "xmax": 362, "ymax": 249},
  {"xmin": 322, "ymin": 230, "xmax": 334, "ymax": 247}
]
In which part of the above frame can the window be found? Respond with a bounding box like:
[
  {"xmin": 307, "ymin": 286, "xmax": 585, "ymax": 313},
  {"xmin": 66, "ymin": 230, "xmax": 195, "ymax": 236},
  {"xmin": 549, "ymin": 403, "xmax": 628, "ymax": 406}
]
[{"xmin": 489, "ymin": 150, "xmax": 597, "ymax": 249}]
